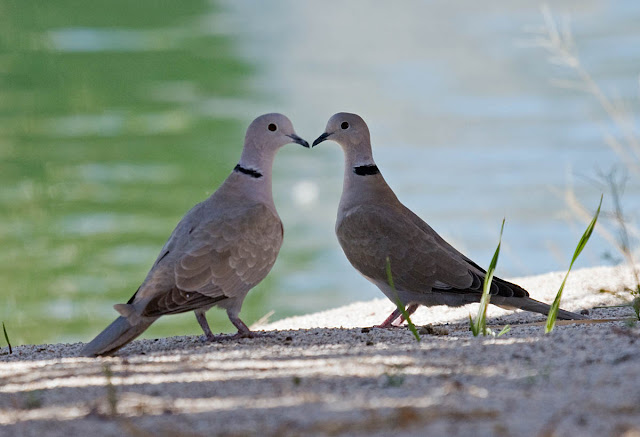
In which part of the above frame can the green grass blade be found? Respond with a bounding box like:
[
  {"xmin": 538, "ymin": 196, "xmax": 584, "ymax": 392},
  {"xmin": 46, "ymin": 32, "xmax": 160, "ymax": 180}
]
[
  {"xmin": 469, "ymin": 314, "xmax": 478, "ymax": 336},
  {"xmin": 2, "ymin": 322, "xmax": 12, "ymax": 354},
  {"xmin": 545, "ymin": 194, "xmax": 603, "ymax": 333},
  {"xmin": 632, "ymin": 297, "xmax": 640, "ymax": 321},
  {"xmin": 497, "ymin": 325, "xmax": 511, "ymax": 337},
  {"xmin": 386, "ymin": 257, "xmax": 421, "ymax": 342},
  {"xmin": 471, "ymin": 219, "xmax": 506, "ymax": 337},
  {"xmin": 569, "ymin": 194, "xmax": 603, "ymax": 263}
]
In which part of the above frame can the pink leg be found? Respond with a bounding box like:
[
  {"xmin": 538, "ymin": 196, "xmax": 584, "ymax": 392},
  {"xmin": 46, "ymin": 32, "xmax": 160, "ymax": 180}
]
[
  {"xmin": 195, "ymin": 311, "xmax": 216, "ymax": 341},
  {"xmin": 374, "ymin": 308, "xmax": 403, "ymax": 328},
  {"xmin": 374, "ymin": 304, "xmax": 420, "ymax": 328},
  {"xmin": 198, "ymin": 310, "xmax": 272, "ymax": 342},
  {"xmin": 228, "ymin": 312, "xmax": 253, "ymax": 337},
  {"xmin": 397, "ymin": 304, "xmax": 419, "ymax": 325},
  {"xmin": 219, "ymin": 311, "xmax": 272, "ymax": 340}
]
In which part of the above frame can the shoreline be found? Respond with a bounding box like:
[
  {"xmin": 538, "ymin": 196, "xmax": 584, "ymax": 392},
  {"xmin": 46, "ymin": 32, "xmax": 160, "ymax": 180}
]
[{"xmin": 1, "ymin": 264, "xmax": 639, "ymax": 436}]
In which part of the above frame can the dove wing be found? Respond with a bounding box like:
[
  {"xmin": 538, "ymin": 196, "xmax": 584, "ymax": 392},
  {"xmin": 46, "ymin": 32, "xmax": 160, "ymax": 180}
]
[{"xmin": 141, "ymin": 203, "xmax": 283, "ymax": 317}]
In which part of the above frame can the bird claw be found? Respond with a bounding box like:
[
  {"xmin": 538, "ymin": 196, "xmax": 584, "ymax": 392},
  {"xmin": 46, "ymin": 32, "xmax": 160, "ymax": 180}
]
[
  {"xmin": 373, "ymin": 324, "xmax": 404, "ymax": 329},
  {"xmin": 202, "ymin": 330, "xmax": 272, "ymax": 342},
  {"xmin": 239, "ymin": 331, "xmax": 273, "ymax": 339}
]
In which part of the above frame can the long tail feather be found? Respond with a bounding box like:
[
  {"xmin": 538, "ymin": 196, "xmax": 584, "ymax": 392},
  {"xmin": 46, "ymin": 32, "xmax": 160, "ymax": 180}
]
[
  {"xmin": 80, "ymin": 316, "xmax": 155, "ymax": 357},
  {"xmin": 498, "ymin": 297, "xmax": 587, "ymax": 320}
]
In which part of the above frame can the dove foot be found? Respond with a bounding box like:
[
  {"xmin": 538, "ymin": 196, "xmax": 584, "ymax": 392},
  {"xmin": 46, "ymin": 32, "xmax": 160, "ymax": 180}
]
[
  {"xmin": 237, "ymin": 330, "xmax": 273, "ymax": 339},
  {"xmin": 196, "ymin": 310, "xmax": 272, "ymax": 342},
  {"xmin": 203, "ymin": 330, "xmax": 272, "ymax": 342},
  {"xmin": 373, "ymin": 324, "xmax": 403, "ymax": 329},
  {"xmin": 374, "ymin": 304, "xmax": 419, "ymax": 328},
  {"xmin": 227, "ymin": 312, "xmax": 273, "ymax": 339},
  {"xmin": 195, "ymin": 311, "xmax": 217, "ymax": 341}
]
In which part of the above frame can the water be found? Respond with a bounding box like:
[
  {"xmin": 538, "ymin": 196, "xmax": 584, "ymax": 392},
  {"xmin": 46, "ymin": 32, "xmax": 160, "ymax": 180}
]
[{"xmin": 2, "ymin": 0, "xmax": 640, "ymax": 345}]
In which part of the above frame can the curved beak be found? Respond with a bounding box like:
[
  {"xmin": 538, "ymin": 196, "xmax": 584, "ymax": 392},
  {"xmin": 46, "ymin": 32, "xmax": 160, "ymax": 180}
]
[
  {"xmin": 312, "ymin": 132, "xmax": 332, "ymax": 147},
  {"xmin": 287, "ymin": 134, "xmax": 310, "ymax": 148}
]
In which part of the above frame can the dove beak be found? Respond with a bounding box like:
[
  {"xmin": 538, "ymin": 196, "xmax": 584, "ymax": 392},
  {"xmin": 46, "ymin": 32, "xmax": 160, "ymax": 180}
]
[
  {"xmin": 312, "ymin": 132, "xmax": 332, "ymax": 147},
  {"xmin": 287, "ymin": 134, "xmax": 310, "ymax": 148}
]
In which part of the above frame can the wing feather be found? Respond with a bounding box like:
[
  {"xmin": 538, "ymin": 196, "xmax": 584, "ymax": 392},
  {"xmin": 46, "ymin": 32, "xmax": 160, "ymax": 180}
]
[
  {"xmin": 336, "ymin": 203, "xmax": 526, "ymax": 298},
  {"xmin": 136, "ymin": 203, "xmax": 283, "ymax": 317}
]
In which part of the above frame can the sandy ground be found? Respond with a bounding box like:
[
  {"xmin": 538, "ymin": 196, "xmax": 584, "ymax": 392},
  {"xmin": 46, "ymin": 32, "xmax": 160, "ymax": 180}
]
[{"xmin": 1, "ymin": 265, "xmax": 640, "ymax": 437}]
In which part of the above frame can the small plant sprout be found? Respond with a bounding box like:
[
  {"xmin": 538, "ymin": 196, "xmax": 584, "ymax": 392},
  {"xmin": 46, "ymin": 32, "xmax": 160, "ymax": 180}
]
[
  {"xmin": 546, "ymin": 195, "xmax": 603, "ymax": 333},
  {"xmin": 633, "ymin": 296, "xmax": 640, "ymax": 321},
  {"xmin": 2, "ymin": 322, "xmax": 12, "ymax": 354},
  {"xmin": 385, "ymin": 257, "xmax": 421, "ymax": 342},
  {"xmin": 470, "ymin": 219, "xmax": 509, "ymax": 337}
]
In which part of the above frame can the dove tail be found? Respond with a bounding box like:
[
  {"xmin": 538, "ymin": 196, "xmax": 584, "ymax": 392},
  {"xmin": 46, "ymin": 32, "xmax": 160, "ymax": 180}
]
[
  {"xmin": 499, "ymin": 297, "xmax": 587, "ymax": 320},
  {"xmin": 80, "ymin": 316, "xmax": 155, "ymax": 357}
]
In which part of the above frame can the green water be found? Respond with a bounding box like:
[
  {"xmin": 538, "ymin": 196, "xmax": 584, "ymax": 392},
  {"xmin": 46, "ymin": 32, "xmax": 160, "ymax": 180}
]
[{"xmin": 0, "ymin": 0, "xmax": 276, "ymax": 345}]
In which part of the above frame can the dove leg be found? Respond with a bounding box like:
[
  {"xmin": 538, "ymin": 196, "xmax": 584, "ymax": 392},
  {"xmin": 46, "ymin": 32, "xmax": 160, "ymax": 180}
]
[
  {"xmin": 196, "ymin": 311, "xmax": 255, "ymax": 341},
  {"xmin": 396, "ymin": 304, "xmax": 419, "ymax": 325},
  {"xmin": 197, "ymin": 309, "xmax": 270, "ymax": 342},
  {"xmin": 227, "ymin": 311, "xmax": 274, "ymax": 339},
  {"xmin": 228, "ymin": 312, "xmax": 253, "ymax": 337},
  {"xmin": 195, "ymin": 310, "xmax": 216, "ymax": 342},
  {"xmin": 375, "ymin": 303, "xmax": 419, "ymax": 328},
  {"xmin": 375, "ymin": 308, "xmax": 403, "ymax": 328}
]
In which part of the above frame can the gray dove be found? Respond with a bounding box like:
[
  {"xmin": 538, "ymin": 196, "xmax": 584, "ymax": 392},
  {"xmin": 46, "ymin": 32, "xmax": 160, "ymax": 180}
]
[
  {"xmin": 81, "ymin": 113, "xmax": 309, "ymax": 356},
  {"xmin": 312, "ymin": 112, "xmax": 586, "ymax": 328}
]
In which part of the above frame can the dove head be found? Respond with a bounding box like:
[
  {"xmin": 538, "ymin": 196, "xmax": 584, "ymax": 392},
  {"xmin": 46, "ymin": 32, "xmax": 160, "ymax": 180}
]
[
  {"xmin": 245, "ymin": 113, "xmax": 309, "ymax": 151},
  {"xmin": 312, "ymin": 112, "xmax": 374, "ymax": 165},
  {"xmin": 238, "ymin": 113, "xmax": 308, "ymax": 173}
]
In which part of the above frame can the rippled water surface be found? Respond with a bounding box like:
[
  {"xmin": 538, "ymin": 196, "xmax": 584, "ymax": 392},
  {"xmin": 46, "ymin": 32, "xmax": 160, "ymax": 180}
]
[{"xmin": 2, "ymin": 0, "xmax": 640, "ymax": 344}]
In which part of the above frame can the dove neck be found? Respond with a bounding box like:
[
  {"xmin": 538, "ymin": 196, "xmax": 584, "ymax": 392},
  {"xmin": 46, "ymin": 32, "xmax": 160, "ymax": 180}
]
[
  {"xmin": 339, "ymin": 148, "xmax": 394, "ymax": 213},
  {"xmin": 222, "ymin": 145, "xmax": 277, "ymax": 207},
  {"xmin": 342, "ymin": 139, "xmax": 377, "ymax": 181}
]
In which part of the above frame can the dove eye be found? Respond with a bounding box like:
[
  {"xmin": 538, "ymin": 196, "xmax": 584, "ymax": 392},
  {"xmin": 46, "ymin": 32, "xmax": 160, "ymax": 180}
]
[
  {"xmin": 341, "ymin": 122, "xmax": 349, "ymax": 130},
  {"xmin": 268, "ymin": 123, "xmax": 277, "ymax": 132}
]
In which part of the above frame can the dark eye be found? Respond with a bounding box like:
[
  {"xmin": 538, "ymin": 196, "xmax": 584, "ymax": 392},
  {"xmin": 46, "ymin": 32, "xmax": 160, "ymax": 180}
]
[
  {"xmin": 341, "ymin": 121, "xmax": 349, "ymax": 130},
  {"xmin": 268, "ymin": 123, "xmax": 277, "ymax": 132}
]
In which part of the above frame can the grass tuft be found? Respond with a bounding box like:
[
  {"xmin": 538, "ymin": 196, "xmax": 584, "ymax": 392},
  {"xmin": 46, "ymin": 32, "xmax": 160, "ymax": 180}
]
[
  {"xmin": 23, "ymin": 391, "xmax": 43, "ymax": 409},
  {"xmin": 497, "ymin": 325, "xmax": 511, "ymax": 337},
  {"xmin": 470, "ymin": 219, "xmax": 506, "ymax": 337},
  {"xmin": 632, "ymin": 296, "xmax": 640, "ymax": 321},
  {"xmin": 2, "ymin": 322, "xmax": 12, "ymax": 354},
  {"xmin": 385, "ymin": 257, "xmax": 420, "ymax": 342},
  {"xmin": 383, "ymin": 372, "xmax": 405, "ymax": 388},
  {"xmin": 546, "ymin": 194, "xmax": 603, "ymax": 333}
]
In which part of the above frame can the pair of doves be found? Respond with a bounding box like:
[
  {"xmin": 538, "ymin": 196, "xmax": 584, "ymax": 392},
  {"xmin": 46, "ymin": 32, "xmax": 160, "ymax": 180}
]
[{"xmin": 82, "ymin": 113, "xmax": 585, "ymax": 357}]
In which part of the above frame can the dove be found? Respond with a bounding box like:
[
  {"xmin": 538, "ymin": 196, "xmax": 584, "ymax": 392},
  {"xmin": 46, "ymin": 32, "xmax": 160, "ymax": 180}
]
[
  {"xmin": 81, "ymin": 113, "xmax": 309, "ymax": 356},
  {"xmin": 312, "ymin": 112, "xmax": 586, "ymax": 328}
]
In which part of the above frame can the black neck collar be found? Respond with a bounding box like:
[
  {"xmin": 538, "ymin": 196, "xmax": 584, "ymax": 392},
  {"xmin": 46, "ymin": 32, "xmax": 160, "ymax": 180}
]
[
  {"xmin": 353, "ymin": 164, "xmax": 380, "ymax": 176},
  {"xmin": 234, "ymin": 164, "xmax": 262, "ymax": 178}
]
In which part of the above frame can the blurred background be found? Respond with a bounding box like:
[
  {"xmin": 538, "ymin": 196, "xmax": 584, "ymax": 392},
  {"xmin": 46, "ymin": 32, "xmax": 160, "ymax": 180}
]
[{"xmin": 2, "ymin": 0, "xmax": 640, "ymax": 345}]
